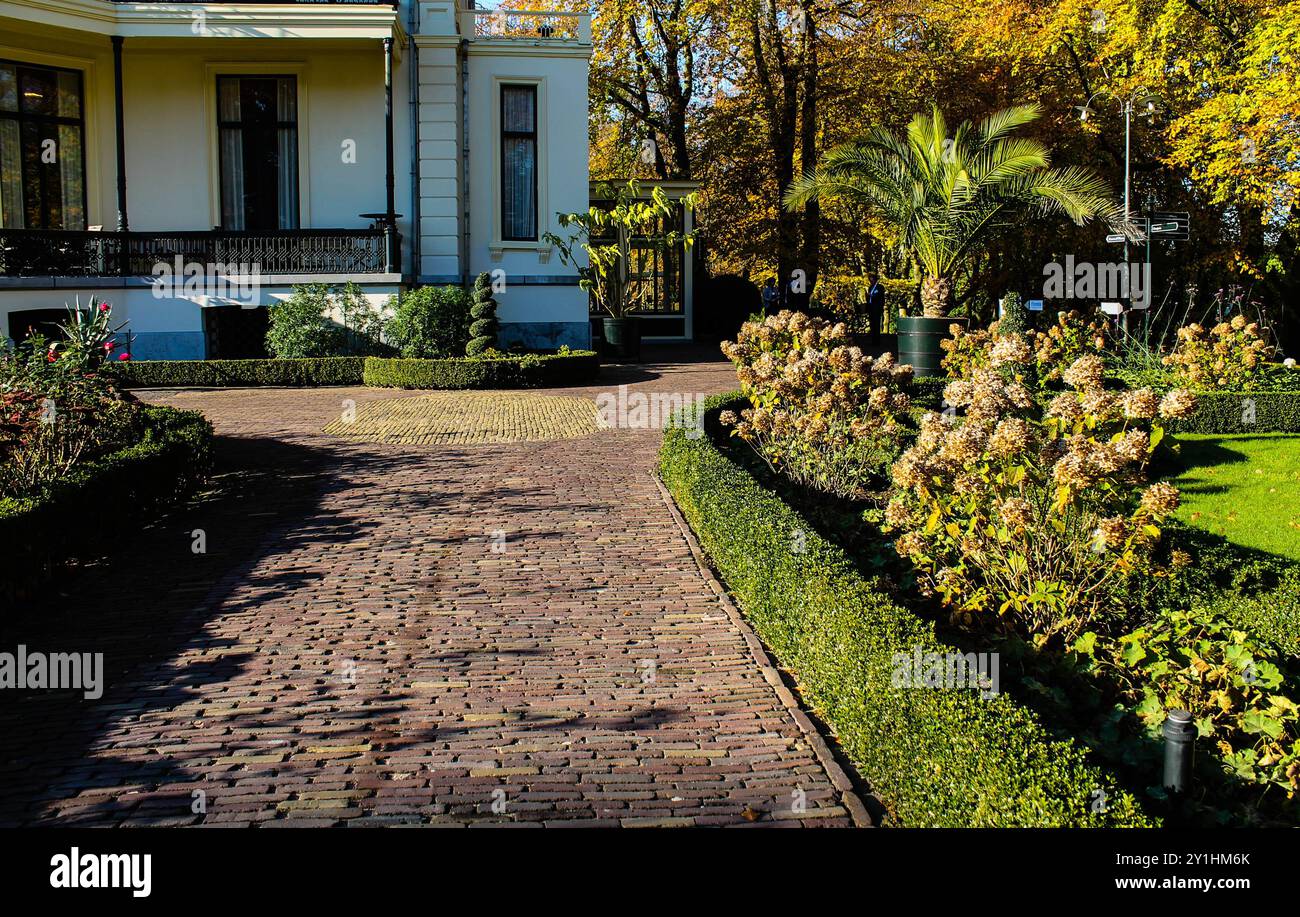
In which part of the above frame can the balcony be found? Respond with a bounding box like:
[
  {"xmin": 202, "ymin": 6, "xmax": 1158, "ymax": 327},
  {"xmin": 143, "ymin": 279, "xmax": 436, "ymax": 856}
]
[
  {"xmin": 0, "ymin": 229, "xmax": 395, "ymax": 280},
  {"xmin": 460, "ymin": 9, "xmax": 592, "ymax": 44}
]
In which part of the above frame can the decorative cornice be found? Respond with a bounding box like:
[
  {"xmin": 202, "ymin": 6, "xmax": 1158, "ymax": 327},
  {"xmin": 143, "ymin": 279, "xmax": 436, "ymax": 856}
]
[{"xmin": 1, "ymin": 1, "xmax": 404, "ymax": 41}]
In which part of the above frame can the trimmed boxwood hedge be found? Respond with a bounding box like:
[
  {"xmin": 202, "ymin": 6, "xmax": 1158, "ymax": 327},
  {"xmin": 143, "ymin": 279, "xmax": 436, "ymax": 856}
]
[
  {"xmin": 363, "ymin": 351, "xmax": 599, "ymax": 389},
  {"xmin": 113, "ymin": 357, "xmax": 365, "ymax": 388},
  {"xmin": 1164, "ymin": 391, "xmax": 1300, "ymax": 434},
  {"xmin": 659, "ymin": 393, "xmax": 1153, "ymax": 827},
  {"xmin": 0, "ymin": 405, "xmax": 213, "ymax": 608}
]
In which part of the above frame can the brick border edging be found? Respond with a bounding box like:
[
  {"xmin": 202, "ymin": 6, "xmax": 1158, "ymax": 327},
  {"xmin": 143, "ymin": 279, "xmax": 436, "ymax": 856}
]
[{"xmin": 652, "ymin": 472, "xmax": 874, "ymax": 828}]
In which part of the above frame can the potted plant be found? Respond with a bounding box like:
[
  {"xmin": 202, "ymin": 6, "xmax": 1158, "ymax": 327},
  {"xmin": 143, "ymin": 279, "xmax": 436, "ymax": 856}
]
[
  {"xmin": 784, "ymin": 104, "xmax": 1129, "ymax": 375},
  {"xmin": 546, "ymin": 180, "xmax": 696, "ymax": 362}
]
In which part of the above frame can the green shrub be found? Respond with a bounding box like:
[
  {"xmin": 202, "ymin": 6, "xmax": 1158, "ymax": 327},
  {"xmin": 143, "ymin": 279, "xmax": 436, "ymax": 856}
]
[
  {"xmin": 266, "ymin": 283, "xmax": 387, "ymax": 358},
  {"xmin": 266, "ymin": 284, "xmax": 346, "ymax": 358},
  {"xmin": 385, "ymin": 285, "xmax": 472, "ymax": 358},
  {"xmin": 111, "ymin": 357, "xmax": 365, "ymax": 388},
  {"xmin": 1162, "ymin": 391, "xmax": 1300, "ymax": 434},
  {"xmin": 466, "ymin": 272, "xmax": 500, "ymax": 357},
  {"xmin": 998, "ymin": 291, "xmax": 1030, "ymax": 335},
  {"xmin": 0, "ymin": 405, "xmax": 212, "ymax": 609},
  {"xmin": 1202, "ymin": 567, "xmax": 1300, "ymax": 659},
  {"xmin": 335, "ymin": 282, "xmax": 389, "ymax": 356},
  {"xmin": 363, "ymin": 352, "xmax": 599, "ymax": 389},
  {"xmin": 659, "ymin": 393, "xmax": 1152, "ymax": 827},
  {"xmin": 1081, "ymin": 607, "xmax": 1300, "ymax": 808}
]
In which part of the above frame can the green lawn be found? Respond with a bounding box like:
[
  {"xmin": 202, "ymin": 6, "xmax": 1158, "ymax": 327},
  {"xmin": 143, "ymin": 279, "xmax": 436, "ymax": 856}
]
[{"xmin": 1171, "ymin": 434, "xmax": 1300, "ymax": 561}]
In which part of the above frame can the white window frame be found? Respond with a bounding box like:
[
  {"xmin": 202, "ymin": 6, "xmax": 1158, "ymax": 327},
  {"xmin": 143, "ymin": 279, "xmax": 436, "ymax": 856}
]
[
  {"xmin": 0, "ymin": 45, "xmax": 101, "ymax": 230},
  {"xmin": 489, "ymin": 74, "xmax": 549, "ymax": 262},
  {"xmin": 203, "ymin": 61, "xmax": 311, "ymax": 230}
]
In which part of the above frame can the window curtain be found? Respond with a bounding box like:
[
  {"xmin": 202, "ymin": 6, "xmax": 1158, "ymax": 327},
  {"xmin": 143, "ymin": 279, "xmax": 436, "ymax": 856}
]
[
  {"xmin": 0, "ymin": 62, "xmax": 85, "ymax": 230},
  {"xmin": 276, "ymin": 77, "xmax": 298, "ymax": 230},
  {"xmin": 57, "ymin": 123, "xmax": 84, "ymax": 230},
  {"xmin": 501, "ymin": 86, "xmax": 536, "ymax": 241},
  {"xmin": 219, "ymin": 79, "xmax": 244, "ymax": 230},
  {"xmin": 0, "ymin": 119, "xmax": 20, "ymax": 229}
]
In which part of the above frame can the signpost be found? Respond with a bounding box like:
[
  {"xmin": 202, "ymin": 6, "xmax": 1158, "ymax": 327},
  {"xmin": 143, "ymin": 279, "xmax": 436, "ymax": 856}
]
[
  {"xmin": 1101, "ymin": 210, "xmax": 1193, "ymax": 337},
  {"xmin": 1148, "ymin": 211, "xmax": 1190, "ymax": 240}
]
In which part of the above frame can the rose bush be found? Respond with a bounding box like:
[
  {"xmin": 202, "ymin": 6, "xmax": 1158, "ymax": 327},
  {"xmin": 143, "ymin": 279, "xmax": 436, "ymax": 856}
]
[{"xmin": 0, "ymin": 303, "xmax": 141, "ymax": 498}]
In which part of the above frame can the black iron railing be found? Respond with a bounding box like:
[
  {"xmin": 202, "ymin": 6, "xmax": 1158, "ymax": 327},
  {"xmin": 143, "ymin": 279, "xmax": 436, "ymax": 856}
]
[{"xmin": 0, "ymin": 228, "xmax": 396, "ymax": 278}]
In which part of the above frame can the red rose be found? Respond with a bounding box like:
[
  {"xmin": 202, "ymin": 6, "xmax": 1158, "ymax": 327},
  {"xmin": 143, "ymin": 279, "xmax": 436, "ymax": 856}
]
[
  {"xmin": 103, "ymin": 341, "xmax": 116, "ymax": 351},
  {"xmin": 99, "ymin": 302, "xmax": 111, "ymax": 313},
  {"xmin": 117, "ymin": 353, "xmax": 131, "ymax": 361}
]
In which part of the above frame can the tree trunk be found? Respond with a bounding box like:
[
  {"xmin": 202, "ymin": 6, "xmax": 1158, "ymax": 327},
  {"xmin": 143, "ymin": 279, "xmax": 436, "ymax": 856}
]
[
  {"xmin": 797, "ymin": 8, "xmax": 820, "ymax": 294},
  {"xmin": 920, "ymin": 275, "xmax": 953, "ymax": 317}
]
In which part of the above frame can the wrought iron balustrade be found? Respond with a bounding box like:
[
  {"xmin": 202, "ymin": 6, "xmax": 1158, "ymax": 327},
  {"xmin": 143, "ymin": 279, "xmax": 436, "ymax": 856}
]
[
  {"xmin": 465, "ymin": 10, "xmax": 590, "ymax": 41},
  {"xmin": 0, "ymin": 228, "xmax": 395, "ymax": 278}
]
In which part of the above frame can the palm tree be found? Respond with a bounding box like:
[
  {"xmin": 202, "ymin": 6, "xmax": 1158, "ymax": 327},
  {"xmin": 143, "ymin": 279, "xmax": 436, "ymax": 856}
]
[{"xmin": 784, "ymin": 104, "xmax": 1131, "ymax": 317}]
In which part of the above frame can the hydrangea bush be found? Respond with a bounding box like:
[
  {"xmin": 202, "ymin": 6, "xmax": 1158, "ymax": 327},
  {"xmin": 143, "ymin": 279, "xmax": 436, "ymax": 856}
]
[
  {"xmin": 1162, "ymin": 315, "xmax": 1278, "ymax": 391},
  {"xmin": 885, "ymin": 343, "xmax": 1197, "ymax": 646},
  {"xmin": 942, "ymin": 308, "xmax": 1109, "ymax": 390},
  {"xmin": 719, "ymin": 310, "xmax": 913, "ymax": 499}
]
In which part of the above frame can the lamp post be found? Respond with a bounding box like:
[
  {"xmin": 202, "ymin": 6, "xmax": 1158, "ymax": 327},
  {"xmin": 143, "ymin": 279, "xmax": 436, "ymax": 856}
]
[{"xmin": 1077, "ymin": 89, "xmax": 1157, "ymax": 335}]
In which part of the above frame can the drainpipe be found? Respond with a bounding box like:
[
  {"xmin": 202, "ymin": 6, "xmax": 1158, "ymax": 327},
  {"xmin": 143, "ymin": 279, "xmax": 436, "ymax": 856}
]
[
  {"xmin": 407, "ymin": 0, "xmax": 420, "ymax": 284},
  {"xmin": 111, "ymin": 34, "xmax": 129, "ymax": 279},
  {"xmin": 383, "ymin": 36, "xmax": 398, "ymax": 273},
  {"xmin": 460, "ymin": 36, "xmax": 470, "ymax": 289}
]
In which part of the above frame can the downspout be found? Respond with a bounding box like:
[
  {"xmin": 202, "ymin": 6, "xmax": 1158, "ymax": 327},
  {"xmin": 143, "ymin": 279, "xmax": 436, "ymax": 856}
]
[
  {"xmin": 407, "ymin": 0, "xmax": 420, "ymax": 283},
  {"xmin": 460, "ymin": 36, "xmax": 470, "ymax": 289},
  {"xmin": 110, "ymin": 36, "xmax": 129, "ymax": 233}
]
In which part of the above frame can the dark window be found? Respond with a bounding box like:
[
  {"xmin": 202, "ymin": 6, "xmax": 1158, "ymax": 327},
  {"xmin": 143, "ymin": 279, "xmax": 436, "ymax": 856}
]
[
  {"xmin": 217, "ymin": 75, "xmax": 299, "ymax": 231},
  {"xmin": 0, "ymin": 60, "xmax": 87, "ymax": 230},
  {"xmin": 500, "ymin": 84, "xmax": 537, "ymax": 241}
]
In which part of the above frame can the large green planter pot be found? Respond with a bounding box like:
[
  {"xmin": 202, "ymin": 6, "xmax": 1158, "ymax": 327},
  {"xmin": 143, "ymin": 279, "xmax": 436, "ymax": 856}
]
[
  {"xmin": 602, "ymin": 316, "xmax": 642, "ymax": 362},
  {"xmin": 897, "ymin": 315, "xmax": 966, "ymax": 378}
]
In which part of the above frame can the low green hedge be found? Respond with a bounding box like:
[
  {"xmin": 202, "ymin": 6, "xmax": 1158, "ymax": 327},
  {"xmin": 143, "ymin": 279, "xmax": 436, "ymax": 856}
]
[
  {"xmin": 659, "ymin": 393, "xmax": 1152, "ymax": 827},
  {"xmin": 363, "ymin": 351, "xmax": 600, "ymax": 389},
  {"xmin": 0, "ymin": 405, "xmax": 213, "ymax": 608},
  {"xmin": 113, "ymin": 357, "xmax": 365, "ymax": 388},
  {"xmin": 1164, "ymin": 391, "xmax": 1300, "ymax": 434}
]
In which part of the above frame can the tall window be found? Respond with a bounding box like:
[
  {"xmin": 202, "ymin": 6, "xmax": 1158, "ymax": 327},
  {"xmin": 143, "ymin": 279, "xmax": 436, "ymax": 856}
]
[
  {"xmin": 217, "ymin": 76, "xmax": 299, "ymax": 231},
  {"xmin": 500, "ymin": 85, "xmax": 537, "ymax": 241},
  {"xmin": 0, "ymin": 60, "xmax": 87, "ymax": 230}
]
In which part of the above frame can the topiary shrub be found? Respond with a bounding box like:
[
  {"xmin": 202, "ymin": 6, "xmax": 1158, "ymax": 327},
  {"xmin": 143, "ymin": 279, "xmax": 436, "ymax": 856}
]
[
  {"xmin": 466, "ymin": 272, "xmax": 500, "ymax": 357},
  {"xmin": 998, "ymin": 291, "xmax": 1030, "ymax": 335},
  {"xmin": 385, "ymin": 285, "xmax": 472, "ymax": 358}
]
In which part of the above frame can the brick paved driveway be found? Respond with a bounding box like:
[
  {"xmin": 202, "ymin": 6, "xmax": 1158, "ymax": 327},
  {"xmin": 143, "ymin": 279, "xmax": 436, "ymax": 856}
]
[{"xmin": 0, "ymin": 348, "xmax": 861, "ymax": 827}]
